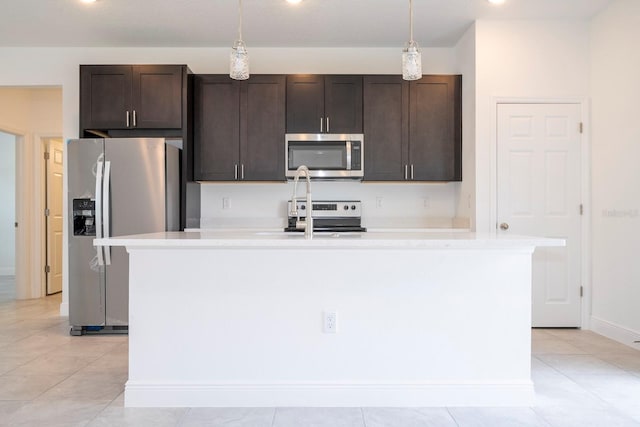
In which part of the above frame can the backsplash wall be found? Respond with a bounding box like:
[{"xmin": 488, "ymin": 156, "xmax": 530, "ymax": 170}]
[{"xmin": 199, "ymin": 182, "xmax": 465, "ymax": 229}]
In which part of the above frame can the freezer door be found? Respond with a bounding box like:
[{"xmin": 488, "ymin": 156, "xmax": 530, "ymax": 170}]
[
  {"xmin": 104, "ymin": 138, "xmax": 167, "ymax": 325},
  {"xmin": 67, "ymin": 139, "xmax": 106, "ymax": 327}
]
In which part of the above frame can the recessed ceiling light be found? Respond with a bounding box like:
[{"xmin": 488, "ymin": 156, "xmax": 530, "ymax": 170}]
[
  {"xmin": 487, "ymin": 0, "xmax": 506, "ymax": 4},
  {"xmin": 81, "ymin": 0, "xmax": 97, "ymax": 3},
  {"xmin": 287, "ymin": 0, "xmax": 303, "ymax": 4}
]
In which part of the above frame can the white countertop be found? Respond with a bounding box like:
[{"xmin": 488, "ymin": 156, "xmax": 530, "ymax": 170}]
[{"xmin": 95, "ymin": 230, "xmax": 564, "ymax": 250}]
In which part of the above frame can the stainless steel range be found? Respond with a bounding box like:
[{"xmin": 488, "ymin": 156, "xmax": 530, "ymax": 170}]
[{"xmin": 285, "ymin": 200, "xmax": 366, "ymax": 233}]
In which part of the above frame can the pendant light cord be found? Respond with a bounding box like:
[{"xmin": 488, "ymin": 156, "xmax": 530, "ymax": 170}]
[
  {"xmin": 409, "ymin": 0, "xmax": 414, "ymax": 43},
  {"xmin": 238, "ymin": 0, "xmax": 243, "ymax": 41}
]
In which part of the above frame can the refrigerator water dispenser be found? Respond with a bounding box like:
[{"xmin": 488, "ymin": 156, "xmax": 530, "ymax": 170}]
[{"xmin": 73, "ymin": 198, "xmax": 96, "ymax": 236}]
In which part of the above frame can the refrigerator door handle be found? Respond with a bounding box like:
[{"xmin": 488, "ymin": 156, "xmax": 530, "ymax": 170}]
[
  {"xmin": 95, "ymin": 160, "xmax": 104, "ymax": 266},
  {"xmin": 103, "ymin": 161, "xmax": 112, "ymax": 266}
]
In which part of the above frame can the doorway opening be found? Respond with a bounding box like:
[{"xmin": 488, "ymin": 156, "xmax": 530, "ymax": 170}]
[
  {"xmin": 0, "ymin": 131, "xmax": 16, "ymax": 302},
  {"xmin": 43, "ymin": 137, "xmax": 64, "ymax": 295},
  {"xmin": 0, "ymin": 86, "xmax": 63, "ymax": 306}
]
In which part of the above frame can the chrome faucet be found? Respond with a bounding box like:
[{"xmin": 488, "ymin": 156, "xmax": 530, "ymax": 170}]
[{"xmin": 290, "ymin": 165, "xmax": 313, "ymax": 239}]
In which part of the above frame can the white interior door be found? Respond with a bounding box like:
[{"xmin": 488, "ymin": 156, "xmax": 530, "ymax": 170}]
[
  {"xmin": 497, "ymin": 103, "xmax": 582, "ymax": 327},
  {"xmin": 46, "ymin": 139, "xmax": 63, "ymax": 295}
]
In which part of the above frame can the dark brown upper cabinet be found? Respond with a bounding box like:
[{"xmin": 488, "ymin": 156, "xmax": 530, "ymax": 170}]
[
  {"xmin": 363, "ymin": 75, "xmax": 462, "ymax": 182},
  {"xmin": 363, "ymin": 76, "xmax": 409, "ymax": 181},
  {"xmin": 80, "ymin": 65, "xmax": 185, "ymax": 133},
  {"xmin": 286, "ymin": 75, "xmax": 363, "ymax": 134},
  {"xmin": 193, "ymin": 75, "xmax": 286, "ymax": 182}
]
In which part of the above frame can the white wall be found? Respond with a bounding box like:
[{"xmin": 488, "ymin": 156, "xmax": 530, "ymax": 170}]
[
  {"xmin": 474, "ymin": 20, "xmax": 590, "ymax": 232},
  {"xmin": 0, "ymin": 132, "xmax": 16, "ymax": 275},
  {"xmin": 454, "ymin": 23, "xmax": 477, "ymax": 230},
  {"xmin": 590, "ymin": 0, "xmax": 640, "ymax": 342},
  {"xmin": 0, "ymin": 46, "xmax": 464, "ymax": 313}
]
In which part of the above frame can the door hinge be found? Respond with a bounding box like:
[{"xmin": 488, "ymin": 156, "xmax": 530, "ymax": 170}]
[
  {"xmin": 44, "ymin": 151, "xmax": 50, "ymax": 160},
  {"xmin": 580, "ymin": 286, "xmax": 583, "ymax": 297},
  {"xmin": 44, "ymin": 265, "xmax": 51, "ymax": 274},
  {"xmin": 44, "ymin": 208, "xmax": 50, "ymax": 217},
  {"xmin": 579, "ymin": 122, "xmax": 584, "ymax": 134},
  {"xmin": 14, "ymin": 222, "xmax": 18, "ymax": 228},
  {"xmin": 579, "ymin": 204, "xmax": 583, "ymax": 215}
]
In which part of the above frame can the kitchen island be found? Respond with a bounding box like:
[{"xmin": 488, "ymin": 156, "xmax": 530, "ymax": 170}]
[{"xmin": 95, "ymin": 230, "xmax": 563, "ymax": 408}]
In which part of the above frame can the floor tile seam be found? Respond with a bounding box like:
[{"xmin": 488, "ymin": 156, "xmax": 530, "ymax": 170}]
[
  {"xmin": 530, "ymin": 406, "xmax": 566, "ymax": 427},
  {"xmin": 530, "ymin": 355, "xmax": 620, "ymax": 408},
  {"xmin": 5, "ymin": 358, "xmax": 95, "ymax": 377},
  {"xmin": 532, "ymin": 351, "xmax": 590, "ymax": 356},
  {"xmin": 555, "ymin": 372, "xmax": 627, "ymax": 410},
  {"xmin": 536, "ymin": 353, "xmax": 631, "ymax": 373},
  {"xmin": 62, "ymin": 377, "xmax": 128, "ymax": 387},
  {"xmin": 445, "ymin": 407, "xmax": 461, "ymax": 427},
  {"xmin": 175, "ymin": 407, "xmax": 193, "ymax": 427},
  {"xmin": 12, "ymin": 373, "xmax": 70, "ymax": 402},
  {"xmin": 562, "ymin": 371, "xmax": 640, "ymax": 381}
]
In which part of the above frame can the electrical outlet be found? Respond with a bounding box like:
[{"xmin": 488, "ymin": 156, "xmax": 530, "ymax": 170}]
[
  {"xmin": 222, "ymin": 197, "xmax": 230, "ymax": 210},
  {"xmin": 376, "ymin": 197, "xmax": 383, "ymax": 208},
  {"xmin": 423, "ymin": 197, "xmax": 431, "ymax": 208},
  {"xmin": 323, "ymin": 311, "xmax": 337, "ymax": 334}
]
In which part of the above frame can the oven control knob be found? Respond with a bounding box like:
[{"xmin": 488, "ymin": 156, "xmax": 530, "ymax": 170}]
[
  {"xmin": 351, "ymin": 205, "xmax": 356, "ymax": 210},
  {"xmin": 301, "ymin": 205, "xmax": 306, "ymax": 210},
  {"xmin": 343, "ymin": 205, "xmax": 349, "ymax": 210}
]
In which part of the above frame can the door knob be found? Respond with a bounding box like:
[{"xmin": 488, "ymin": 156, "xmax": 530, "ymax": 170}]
[{"xmin": 499, "ymin": 223, "xmax": 509, "ymax": 230}]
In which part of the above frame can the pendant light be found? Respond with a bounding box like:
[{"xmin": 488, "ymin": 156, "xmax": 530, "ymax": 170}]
[
  {"xmin": 402, "ymin": 0, "xmax": 422, "ymax": 81},
  {"xmin": 230, "ymin": 0, "xmax": 249, "ymax": 80}
]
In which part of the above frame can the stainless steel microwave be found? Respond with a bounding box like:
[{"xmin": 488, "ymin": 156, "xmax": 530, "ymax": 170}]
[{"xmin": 285, "ymin": 134, "xmax": 364, "ymax": 179}]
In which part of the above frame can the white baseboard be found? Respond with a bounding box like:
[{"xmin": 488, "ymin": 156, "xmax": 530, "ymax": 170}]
[
  {"xmin": 59, "ymin": 301, "xmax": 69, "ymax": 317},
  {"xmin": 124, "ymin": 381, "xmax": 535, "ymax": 408},
  {"xmin": 590, "ymin": 316, "xmax": 640, "ymax": 349},
  {"xmin": 0, "ymin": 267, "xmax": 15, "ymax": 276}
]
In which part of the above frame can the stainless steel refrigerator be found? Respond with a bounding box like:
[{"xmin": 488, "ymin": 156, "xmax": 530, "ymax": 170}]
[{"xmin": 68, "ymin": 138, "xmax": 180, "ymax": 335}]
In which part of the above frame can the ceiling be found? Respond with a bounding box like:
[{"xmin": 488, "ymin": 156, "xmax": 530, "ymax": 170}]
[{"xmin": 2, "ymin": 0, "xmax": 614, "ymax": 48}]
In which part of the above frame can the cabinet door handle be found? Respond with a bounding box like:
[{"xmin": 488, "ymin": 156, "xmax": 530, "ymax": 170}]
[
  {"xmin": 241, "ymin": 164, "xmax": 245, "ymax": 180},
  {"xmin": 126, "ymin": 111, "xmax": 130, "ymax": 127},
  {"xmin": 132, "ymin": 110, "xmax": 137, "ymax": 127},
  {"xmin": 411, "ymin": 164, "xmax": 414, "ymax": 180},
  {"xmin": 234, "ymin": 164, "xmax": 238, "ymax": 180},
  {"xmin": 404, "ymin": 165, "xmax": 408, "ymax": 180},
  {"xmin": 326, "ymin": 117, "xmax": 330, "ymax": 133},
  {"xmin": 320, "ymin": 117, "xmax": 323, "ymax": 133}
]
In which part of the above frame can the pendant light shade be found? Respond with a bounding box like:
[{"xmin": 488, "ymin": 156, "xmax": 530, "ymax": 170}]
[
  {"xmin": 230, "ymin": 0, "xmax": 249, "ymax": 80},
  {"xmin": 402, "ymin": 0, "xmax": 422, "ymax": 81}
]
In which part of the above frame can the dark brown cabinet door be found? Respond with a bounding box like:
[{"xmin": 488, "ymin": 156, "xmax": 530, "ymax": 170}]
[
  {"xmin": 325, "ymin": 75, "xmax": 363, "ymax": 134},
  {"xmin": 286, "ymin": 75, "xmax": 324, "ymax": 133},
  {"xmin": 409, "ymin": 75, "xmax": 462, "ymax": 181},
  {"xmin": 80, "ymin": 65, "xmax": 184, "ymax": 133},
  {"xmin": 240, "ymin": 75, "xmax": 286, "ymax": 181},
  {"xmin": 80, "ymin": 65, "xmax": 132, "ymax": 130},
  {"xmin": 286, "ymin": 75, "xmax": 363, "ymax": 134},
  {"xmin": 363, "ymin": 76, "xmax": 408, "ymax": 181},
  {"xmin": 131, "ymin": 65, "xmax": 183, "ymax": 129},
  {"xmin": 193, "ymin": 76, "xmax": 241, "ymax": 181}
]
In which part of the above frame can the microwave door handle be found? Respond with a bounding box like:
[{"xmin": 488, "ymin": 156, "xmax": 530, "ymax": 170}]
[
  {"xmin": 346, "ymin": 140, "xmax": 352, "ymax": 170},
  {"xmin": 95, "ymin": 160, "xmax": 104, "ymax": 266},
  {"xmin": 102, "ymin": 161, "xmax": 112, "ymax": 265},
  {"xmin": 326, "ymin": 117, "xmax": 330, "ymax": 133},
  {"xmin": 320, "ymin": 117, "xmax": 323, "ymax": 133}
]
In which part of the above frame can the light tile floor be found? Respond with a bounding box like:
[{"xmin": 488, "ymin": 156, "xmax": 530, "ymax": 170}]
[{"xmin": 1, "ymin": 275, "xmax": 640, "ymax": 426}]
